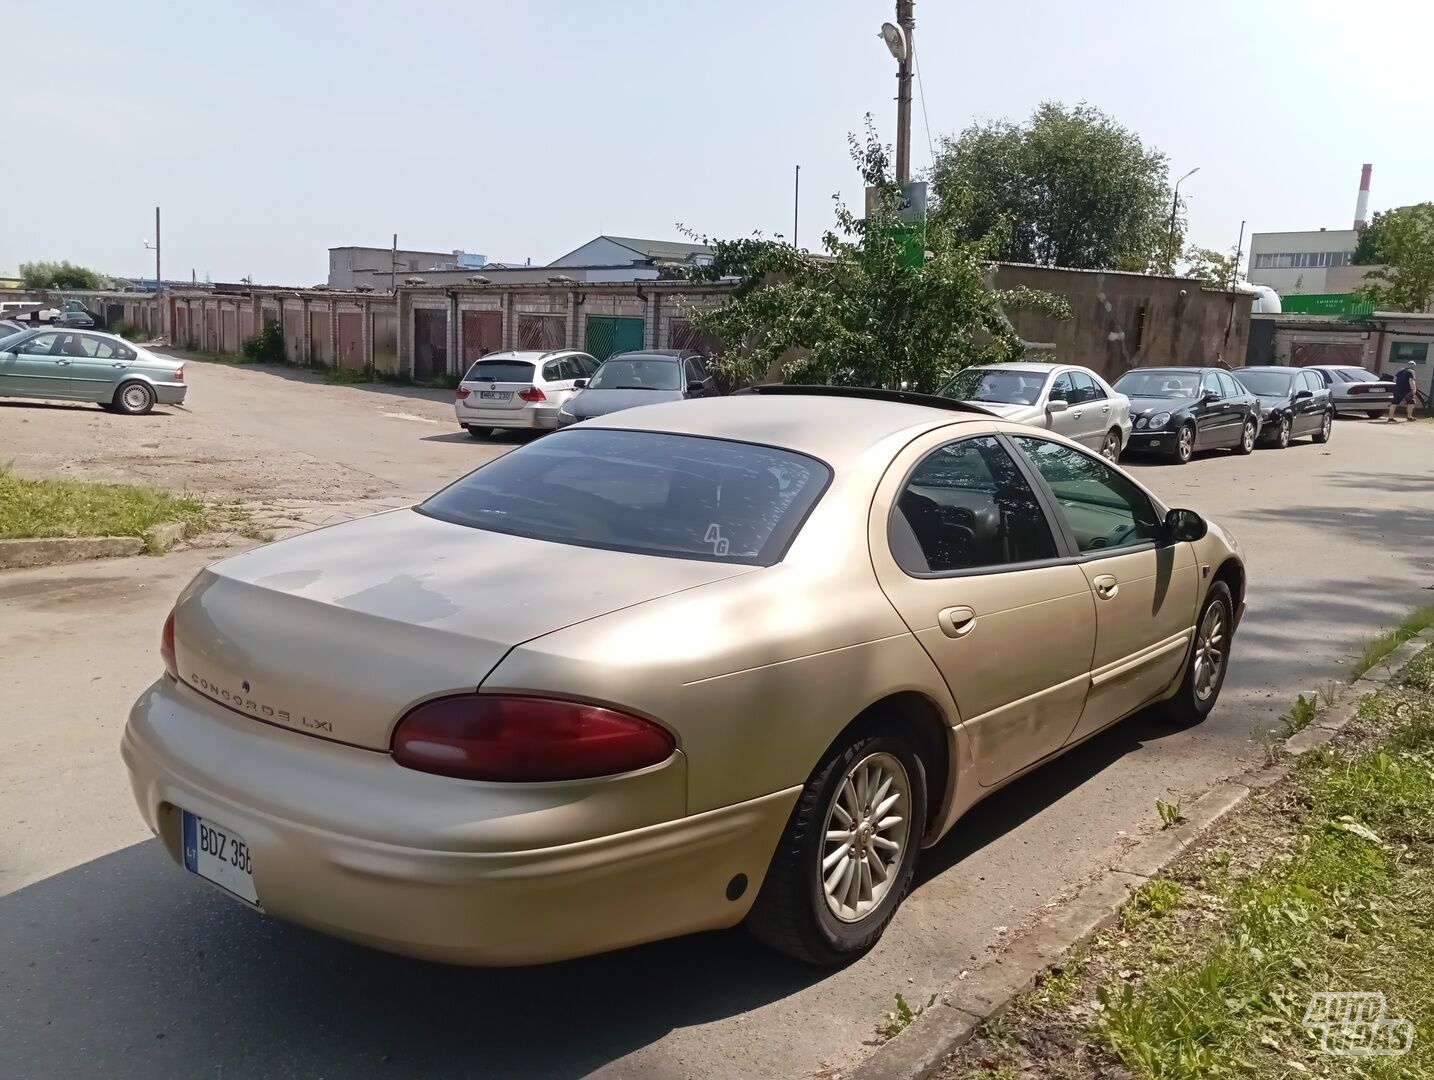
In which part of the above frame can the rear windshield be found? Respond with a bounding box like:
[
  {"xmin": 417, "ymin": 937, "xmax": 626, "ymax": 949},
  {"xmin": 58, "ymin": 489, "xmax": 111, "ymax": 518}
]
[
  {"xmin": 1113, "ymin": 370, "xmax": 1200, "ymax": 397},
  {"xmin": 418, "ymin": 428, "xmax": 831, "ymax": 565},
  {"xmin": 464, "ymin": 359, "xmax": 534, "ymax": 382},
  {"xmin": 588, "ymin": 358, "xmax": 682, "ymax": 391},
  {"xmin": 1338, "ymin": 368, "xmax": 1378, "ymax": 382},
  {"xmin": 940, "ymin": 367, "xmax": 1048, "ymax": 405},
  {"xmin": 1234, "ymin": 370, "xmax": 1293, "ymax": 395}
]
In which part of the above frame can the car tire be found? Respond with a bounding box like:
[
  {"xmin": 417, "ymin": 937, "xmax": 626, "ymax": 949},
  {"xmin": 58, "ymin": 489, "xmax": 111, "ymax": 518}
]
[
  {"xmin": 1367, "ymin": 410, "xmax": 1385, "ymax": 419},
  {"xmin": 1234, "ymin": 417, "xmax": 1257, "ymax": 454},
  {"xmin": 1170, "ymin": 423, "xmax": 1195, "ymax": 465},
  {"xmin": 1312, "ymin": 411, "xmax": 1333, "ymax": 444},
  {"xmin": 464, "ymin": 425, "xmax": 492, "ymax": 440},
  {"xmin": 1157, "ymin": 581, "xmax": 1233, "ymax": 727},
  {"xmin": 1274, "ymin": 416, "xmax": 1291, "ymax": 449},
  {"xmin": 1100, "ymin": 429, "xmax": 1122, "ymax": 461},
  {"xmin": 746, "ymin": 731, "xmax": 927, "ymax": 966},
  {"xmin": 113, "ymin": 380, "xmax": 156, "ymax": 416}
]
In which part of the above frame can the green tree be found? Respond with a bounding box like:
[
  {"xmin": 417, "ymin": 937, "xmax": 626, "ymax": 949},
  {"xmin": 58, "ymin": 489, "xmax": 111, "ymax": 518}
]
[
  {"xmin": 1182, "ymin": 244, "xmax": 1243, "ymax": 289},
  {"xmin": 1352, "ymin": 210, "xmax": 1388, "ymax": 265},
  {"xmin": 1355, "ymin": 203, "xmax": 1434, "ymax": 312},
  {"xmin": 684, "ymin": 119, "xmax": 1070, "ymax": 393},
  {"xmin": 19, "ymin": 260, "xmax": 110, "ymax": 290},
  {"xmin": 931, "ymin": 102, "xmax": 1176, "ymax": 273}
]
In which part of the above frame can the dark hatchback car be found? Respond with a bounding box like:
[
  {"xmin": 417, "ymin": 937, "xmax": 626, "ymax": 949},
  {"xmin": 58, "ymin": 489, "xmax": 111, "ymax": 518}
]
[
  {"xmin": 1232, "ymin": 366, "xmax": 1334, "ymax": 449},
  {"xmin": 1114, "ymin": 367, "xmax": 1261, "ymax": 465},
  {"xmin": 557, "ymin": 350, "xmax": 719, "ymax": 427}
]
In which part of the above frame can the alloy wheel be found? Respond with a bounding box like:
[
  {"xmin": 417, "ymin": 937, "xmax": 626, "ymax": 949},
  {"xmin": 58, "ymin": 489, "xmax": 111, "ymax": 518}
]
[
  {"xmin": 1177, "ymin": 426, "xmax": 1194, "ymax": 463},
  {"xmin": 1192, "ymin": 602, "xmax": 1227, "ymax": 702},
  {"xmin": 1101, "ymin": 432, "xmax": 1120, "ymax": 461},
  {"xmin": 820, "ymin": 751, "xmax": 912, "ymax": 923},
  {"xmin": 1278, "ymin": 417, "xmax": 1291, "ymax": 448},
  {"xmin": 122, "ymin": 384, "xmax": 151, "ymax": 412},
  {"xmin": 1243, "ymin": 421, "xmax": 1256, "ymax": 452}
]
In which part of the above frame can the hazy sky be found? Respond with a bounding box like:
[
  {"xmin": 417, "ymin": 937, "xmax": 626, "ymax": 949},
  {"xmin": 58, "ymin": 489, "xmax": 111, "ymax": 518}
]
[{"xmin": 7, "ymin": 0, "xmax": 1433, "ymax": 285}]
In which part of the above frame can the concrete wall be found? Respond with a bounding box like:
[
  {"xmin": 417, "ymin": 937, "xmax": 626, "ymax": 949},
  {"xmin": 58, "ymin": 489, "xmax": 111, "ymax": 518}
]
[{"xmin": 992, "ymin": 264, "xmax": 1253, "ymax": 380}]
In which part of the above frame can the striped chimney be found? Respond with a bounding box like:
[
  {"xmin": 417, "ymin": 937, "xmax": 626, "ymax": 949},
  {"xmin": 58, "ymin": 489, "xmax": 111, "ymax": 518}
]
[{"xmin": 1354, "ymin": 163, "xmax": 1372, "ymax": 230}]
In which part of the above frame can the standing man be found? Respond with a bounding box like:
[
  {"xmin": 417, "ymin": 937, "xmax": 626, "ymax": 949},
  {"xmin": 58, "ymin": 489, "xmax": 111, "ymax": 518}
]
[{"xmin": 1388, "ymin": 361, "xmax": 1419, "ymax": 422}]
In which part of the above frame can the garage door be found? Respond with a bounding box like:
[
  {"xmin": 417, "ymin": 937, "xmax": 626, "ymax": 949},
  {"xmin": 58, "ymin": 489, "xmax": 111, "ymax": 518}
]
[{"xmin": 586, "ymin": 315, "xmax": 644, "ymax": 361}]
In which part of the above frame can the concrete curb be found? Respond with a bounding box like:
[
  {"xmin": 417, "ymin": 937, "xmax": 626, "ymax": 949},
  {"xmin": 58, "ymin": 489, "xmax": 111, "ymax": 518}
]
[
  {"xmin": 849, "ymin": 628, "xmax": 1434, "ymax": 1080},
  {"xmin": 0, "ymin": 535, "xmax": 144, "ymax": 570}
]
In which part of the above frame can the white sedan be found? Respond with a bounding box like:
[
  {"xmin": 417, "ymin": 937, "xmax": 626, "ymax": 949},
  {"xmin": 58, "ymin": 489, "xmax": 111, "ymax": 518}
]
[{"xmin": 941, "ymin": 362, "xmax": 1133, "ymax": 460}]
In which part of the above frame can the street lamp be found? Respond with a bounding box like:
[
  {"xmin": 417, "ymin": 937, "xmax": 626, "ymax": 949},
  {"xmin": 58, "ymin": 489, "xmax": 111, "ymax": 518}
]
[
  {"xmin": 1167, "ymin": 167, "xmax": 1199, "ymax": 271},
  {"xmin": 880, "ymin": 2, "xmax": 915, "ymax": 184}
]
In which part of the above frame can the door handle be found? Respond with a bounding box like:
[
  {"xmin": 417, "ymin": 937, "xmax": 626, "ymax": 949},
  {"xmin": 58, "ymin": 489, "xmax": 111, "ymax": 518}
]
[
  {"xmin": 56, "ymin": 359, "xmax": 71, "ymax": 366},
  {"xmin": 937, "ymin": 606, "xmax": 977, "ymax": 638},
  {"xmin": 1093, "ymin": 574, "xmax": 1119, "ymax": 600},
  {"xmin": 1101, "ymin": 405, "xmax": 1110, "ymax": 413}
]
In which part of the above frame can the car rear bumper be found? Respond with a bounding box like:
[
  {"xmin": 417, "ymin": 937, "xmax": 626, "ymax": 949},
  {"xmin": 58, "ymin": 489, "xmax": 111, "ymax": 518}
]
[
  {"xmin": 121, "ymin": 677, "xmax": 795, "ymax": 966},
  {"xmin": 154, "ymin": 382, "xmax": 188, "ymax": 405},
  {"xmin": 1335, "ymin": 394, "xmax": 1393, "ymax": 409},
  {"xmin": 455, "ymin": 403, "xmax": 559, "ymax": 429}
]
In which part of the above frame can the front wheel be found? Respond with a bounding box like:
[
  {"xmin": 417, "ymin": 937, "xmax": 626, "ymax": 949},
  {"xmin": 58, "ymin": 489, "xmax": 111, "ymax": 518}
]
[
  {"xmin": 1273, "ymin": 416, "xmax": 1291, "ymax": 449},
  {"xmin": 746, "ymin": 732, "xmax": 926, "ymax": 966},
  {"xmin": 1170, "ymin": 423, "xmax": 1195, "ymax": 465},
  {"xmin": 1157, "ymin": 581, "xmax": 1233, "ymax": 727},
  {"xmin": 1312, "ymin": 411, "xmax": 1333, "ymax": 444},
  {"xmin": 1100, "ymin": 429, "xmax": 1122, "ymax": 461},
  {"xmin": 1234, "ymin": 417, "xmax": 1257, "ymax": 454},
  {"xmin": 113, "ymin": 380, "xmax": 156, "ymax": 416}
]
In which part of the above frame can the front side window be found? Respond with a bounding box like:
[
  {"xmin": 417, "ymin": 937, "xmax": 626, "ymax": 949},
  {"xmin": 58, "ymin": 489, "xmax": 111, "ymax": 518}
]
[
  {"xmin": 1217, "ymin": 372, "xmax": 1243, "ymax": 397},
  {"xmin": 586, "ymin": 358, "xmax": 683, "ymax": 391},
  {"xmin": 419, "ymin": 429, "xmax": 829, "ymax": 566},
  {"xmin": 891, "ymin": 436, "xmax": 1057, "ymax": 575},
  {"xmin": 16, "ymin": 332, "xmax": 60, "ymax": 356},
  {"xmin": 1202, "ymin": 372, "xmax": 1223, "ymax": 398},
  {"xmin": 1048, "ymin": 372, "xmax": 1075, "ymax": 403},
  {"xmin": 1013, "ymin": 437, "xmax": 1162, "ymax": 554}
]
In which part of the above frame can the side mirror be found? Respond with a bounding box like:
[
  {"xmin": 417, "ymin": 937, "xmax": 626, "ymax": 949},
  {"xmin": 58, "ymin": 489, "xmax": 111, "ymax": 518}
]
[
  {"xmin": 1295, "ymin": 389, "xmax": 1312, "ymax": 400},
  {"xmin": 1203, "ymin": 389, "xmax": 1221, "ymax": 403},
  {"xmin": 573, "ymin": 379, "xmax": 587, "ymax": 389},
  {"xmin": 1046, "ymin": 399, "xmax": 1068, "ymax": 414},
  {"xmin": 1164, "ymin": 508, "xmax": 1207, "ymax": 543}
]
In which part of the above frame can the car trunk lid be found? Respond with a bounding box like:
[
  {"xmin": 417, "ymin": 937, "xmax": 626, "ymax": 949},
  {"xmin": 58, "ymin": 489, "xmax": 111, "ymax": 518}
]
[
  {"xmin": 172, "ymin": 508, "xmax": 751, "ymax": 751},
  {"xmin": 459, "ymin": 358, "xmax": 539, "ymax": 412}
]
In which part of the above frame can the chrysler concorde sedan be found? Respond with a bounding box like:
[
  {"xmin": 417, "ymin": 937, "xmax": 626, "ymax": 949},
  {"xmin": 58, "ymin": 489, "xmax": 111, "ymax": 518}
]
[
  {"xmin": 0, "ymin": 328, "xmax": 185, "ymax": 414},
  {"xmin": 122, "ymin": 386, "xmax": 1245, "ymax": 967}
]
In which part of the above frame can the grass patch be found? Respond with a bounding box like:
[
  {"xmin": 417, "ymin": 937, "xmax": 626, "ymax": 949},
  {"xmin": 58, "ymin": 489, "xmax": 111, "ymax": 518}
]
[
  {"xmin": 1350, "ymin": 604, "xmax": 1434, "ymax": 680},
  {"xmin": 1281, "ymin": 691, "xmax": 1318, "ymax": 734},
  {"xmin": 0, "ymin": 465, "xmax": 209, "ymax": 542},
  {"xmin": 938, "ymin": 644, "xmax": 1434, "ymax": 1080}
]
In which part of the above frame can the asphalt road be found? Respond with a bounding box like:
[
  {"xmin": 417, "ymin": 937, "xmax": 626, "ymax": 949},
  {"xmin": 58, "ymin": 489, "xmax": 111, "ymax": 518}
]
[{"xmin": 2, "ymin": 367, "xmax": 1432, "ymax": 1079}]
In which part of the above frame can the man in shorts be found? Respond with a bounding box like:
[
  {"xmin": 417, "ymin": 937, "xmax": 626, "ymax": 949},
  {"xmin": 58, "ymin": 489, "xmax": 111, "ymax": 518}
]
[{"xmin": 1387, "ymin": 361, "xmax": 1419, "ymax": 422}]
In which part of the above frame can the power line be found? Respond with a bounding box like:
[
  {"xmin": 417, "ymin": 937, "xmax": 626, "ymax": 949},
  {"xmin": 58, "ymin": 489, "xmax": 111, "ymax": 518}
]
[{"xmin": 913, "ymin": 44, "xmax": 935, "ymax": 168}]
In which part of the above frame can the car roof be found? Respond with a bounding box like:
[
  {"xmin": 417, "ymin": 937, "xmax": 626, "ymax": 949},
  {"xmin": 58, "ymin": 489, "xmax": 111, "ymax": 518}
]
[
  {"xmin": 586, "ymin": 392, "xmax": 986, "ymax": 466},
  {"xmin": 1236, "ymin": 366, "xmax": 1295, "ymax": 372},
  {"xmin": 468, "ymin": 350, "xmax": 582, "ymax": 361},
  {"xmin": 602, "ymin": 351, "xmax": 685, "ymax": 362},
  {"xmin": 970, "ymin": 361, "xmax": 1062, "ymax": 374}
]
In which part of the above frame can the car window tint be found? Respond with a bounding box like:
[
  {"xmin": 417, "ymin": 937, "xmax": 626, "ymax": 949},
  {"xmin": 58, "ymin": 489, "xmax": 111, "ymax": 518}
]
[
  {"xmin": 1308, "ymin": 368, "xmax": 1331, "ymax": 385},
  {"xmin": 1236, "ymin": 370, "xmax": 1293, "ymax": 396},
  {"xmin": 57, "ymin": 334, "xmax": 100, "ymax": 357},
  {"xmin": 1301, "ymin": 371, "xmax": 1320, "ymax": 394},
  {"xmin": 1202, "ymin": 372, "xmax": 1223, "ymax": 397},
  {"xmin": 1114, "ymin": 370, "xmax": 1201, "ymax": 397},
  {"xmin": 684, "ymin": 358, "xmax": 705, "ymax": 384},
  {"xmin": 1341, "ymin": 368, "xmax": 1378, "ymax": 383},
  {"xmin": 1069, "ymin": 371, "xmax": 1104, "ymax": 403},
  {"xmin": 892, "ymin": 436, "xmax": 1057, "ymax": 575},
  {"xmin": 1217, "ymin": 372, "xmax": 1242, "ymax": 397},
  {"xmin": 1048, "ymin": 372, "xmax": 1075, "ymax": 402},
  {"xmin": 17, "ymin": 332, "xmax": 60, "ymax": 355},
  {"xmin": 92, "ymin": 338, "xmax": 122, "ymax": 359},
  {"xmin": 1013, "ymin": 436, "xmax": 1162, "ymax": 554},
  {"xmin": 542, "ymin": 360, "xmax": 563, "ymax": 382},
  {"xmin": 419, "ymin": 429, "xmax": 830, "ymax": 566},
  {"xmin": 465, "ymin": 359, "xmax": 535, "ymax": 382}
]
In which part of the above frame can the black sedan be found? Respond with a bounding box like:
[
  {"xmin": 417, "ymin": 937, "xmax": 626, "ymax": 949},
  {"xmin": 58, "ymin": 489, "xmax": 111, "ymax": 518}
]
[
  {"xmin": 1232, "ymin": 366, "xmax": 1334, "ymax": 448},
  {"xmin": 1113, "ymin": 367, "xmax": 1261, "ymax": 465}
]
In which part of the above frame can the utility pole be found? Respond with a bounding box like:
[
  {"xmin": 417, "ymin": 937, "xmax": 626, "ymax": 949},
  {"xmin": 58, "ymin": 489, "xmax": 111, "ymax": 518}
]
[
  {"xmin": 1167, "ymin": 167, "xmax": 1199, "ymax": 273},
  {"xmin": 154, "ymin": 207, "xmax": 161, "ymax": 290},
  {"xmin": 894, "ymin": 0, "xmax": 915, "ymax": 184},
  {"xmin": 391, "ymin": 233, "xmax": 398, "ymax": 294},
  {"xmin": 792, "ymin": 165, "xmax": 801, "ymax": 248}
]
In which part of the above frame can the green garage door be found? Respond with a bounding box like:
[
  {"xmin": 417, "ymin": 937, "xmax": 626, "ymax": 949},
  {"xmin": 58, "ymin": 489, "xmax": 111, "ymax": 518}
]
[{"xmin": 586, "ymin": 315, "xmax": 644, "ymax": 361}]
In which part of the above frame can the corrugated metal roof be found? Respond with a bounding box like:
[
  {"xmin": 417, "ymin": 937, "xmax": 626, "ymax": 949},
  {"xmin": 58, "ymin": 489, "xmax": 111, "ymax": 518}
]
[{"xmin": 597, "ymin": 236, "xmax": 714, "ymax": 261}]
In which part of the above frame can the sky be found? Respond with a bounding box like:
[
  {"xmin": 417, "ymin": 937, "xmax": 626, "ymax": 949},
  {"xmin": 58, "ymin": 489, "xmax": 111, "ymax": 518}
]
[{"xmin": 6, "ymin": 0, "xmax": 1434, "ymax": 285}]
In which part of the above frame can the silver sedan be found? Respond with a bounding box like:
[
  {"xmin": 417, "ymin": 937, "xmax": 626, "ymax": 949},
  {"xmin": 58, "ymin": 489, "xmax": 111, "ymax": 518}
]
[
  {"xmin": 940, "ymin": 362, "xmax": 1133, "ymax": 459},
  {"xmin": 0, "ymin": 328, "xmax": 186, "ymax": 414}
]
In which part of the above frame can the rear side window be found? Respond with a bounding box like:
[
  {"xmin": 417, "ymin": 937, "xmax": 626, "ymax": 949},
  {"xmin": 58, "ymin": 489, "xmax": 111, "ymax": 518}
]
[
  {"xmin": 1070, "ymin": 371, "xmax": 1105, "ymax": 403},
  {"xmin": 892, "ymin": 436, "xmax": 1057, "ymax": 574},
  {"xmin": 419, "ymin": 429, "xmax": 830, "ymax": 566},
  {"xmin": 464, "ymin": 359, "xmax": 535, "ymax": 382}
]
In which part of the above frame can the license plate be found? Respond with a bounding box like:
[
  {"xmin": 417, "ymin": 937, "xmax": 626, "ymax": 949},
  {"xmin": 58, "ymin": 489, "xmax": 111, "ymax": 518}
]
[
  {"xmin": 182, "ymin": 810, "xmax": 258, "ymax": 904},
  {"xmin": 479, "ymin": 390, "xmax": 511, "ymax": 401}
]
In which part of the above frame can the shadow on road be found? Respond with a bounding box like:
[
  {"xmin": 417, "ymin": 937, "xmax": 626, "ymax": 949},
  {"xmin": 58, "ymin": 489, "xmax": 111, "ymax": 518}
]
[
  {"xmin": 0, "ymin": 400, "xmax": 180, "ymax": 418},
  {"xmin": 172, "ymin": 354, "xmax": 454, "ymax": 409}
]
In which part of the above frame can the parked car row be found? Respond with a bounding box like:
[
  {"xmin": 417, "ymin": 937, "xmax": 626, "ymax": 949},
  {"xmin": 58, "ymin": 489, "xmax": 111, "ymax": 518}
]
[{"xmin": 454, "ymin": 348, "xmax": 718, "ymax": 438}]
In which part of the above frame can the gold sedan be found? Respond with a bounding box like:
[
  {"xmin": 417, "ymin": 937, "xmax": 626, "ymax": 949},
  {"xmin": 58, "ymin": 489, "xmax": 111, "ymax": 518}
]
[{"xmin": 121, "ymin": 387, "xmax": 1244, "ymax": 967}]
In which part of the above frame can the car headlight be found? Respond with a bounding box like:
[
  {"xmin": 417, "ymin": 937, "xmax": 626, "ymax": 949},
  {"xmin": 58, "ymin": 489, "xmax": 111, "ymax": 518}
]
[
  {"xmin": 1135, "ymin": 416, "xmax": 1147, "ymax": 430},
  {"xmin": 1148, "ymin": 411, "xmax": 1172, "ymax": 429}
]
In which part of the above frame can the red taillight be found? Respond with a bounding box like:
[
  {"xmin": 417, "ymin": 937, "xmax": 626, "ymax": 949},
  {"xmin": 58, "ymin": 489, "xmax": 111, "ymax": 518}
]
[
  {"xmin": 174, "ymin": 366, "xmax": 185, "ymax": 382},
  {"xmin": 160, "ymin": 608, "xmax": 177, "ymax": 679},
  {"xmin": 518, "ymin": 386, "xmax": 547, "ymax": 402},
  {"xmin": 455, "ymin": 387, "xmax": 470, "ymax": 399},
  {"xmin": 391, "ymin": 695, "xmax": 675, "ymax": 782}
]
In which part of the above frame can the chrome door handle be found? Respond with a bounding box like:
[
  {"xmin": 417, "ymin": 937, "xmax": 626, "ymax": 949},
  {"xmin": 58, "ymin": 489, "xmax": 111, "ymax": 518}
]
[
  {"xmin": 1093, "ymin": 575, "xmax": 1119, "ymax": 600},
  {"xmin": 56, "ymin": 360, "xmax": 71, "ymax": 365},
  {"xmin": 938, "ymin": 606, "xmax": 977, "ymax": 638},
  {"xmin": 1101, "ymin": 405, "xmax": 1110, "ymax": 413}
]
